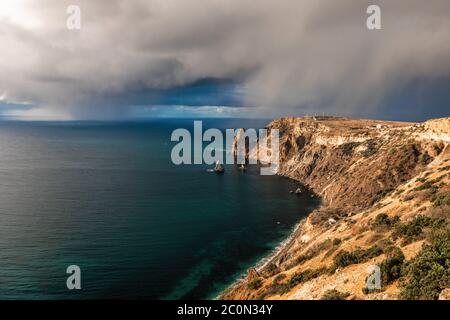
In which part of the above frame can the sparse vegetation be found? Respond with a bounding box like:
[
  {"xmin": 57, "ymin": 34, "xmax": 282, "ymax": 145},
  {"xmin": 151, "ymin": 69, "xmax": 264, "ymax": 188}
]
[
  {"xmin": 371, "ymin": 189, "xmax": 394, "ymax": 204},
  {"xmin": 288, "ymin": 267, "xmax": 328, "ymax": 288},
  {"xmin": 430, "ymin": 174, "xmax": 447, "ymax": 184},
  {"xmin": 332, "ymin": 245, "xmax": 384, "ymax": 269},
  {"xmin": 362, "ymin": 287, "xmax": 382, "ymax": 295},
  {"xmin": 341, "ymin": 142, "xmax": 359, "ymax": 156},
  {"xmin": 362, "ymin": 140, "xmax": 378, "ymax": 158},
  {"xmin": 419, "ymin": 152, "xmax": 432, "ymax": 165},
  {"xmin": 323, "ymin": 238, "xmax": 344, "ymax": 258},
  {"xmin": 247, "ymin": 278, "xmax": 262, "ymax": 290},
  {"xmin": 413, "ymin": 181, "xmax": 438, "ymax": 193},
  {"xmin": 263, "ymin": 267, "xmax": 329, "ymax": 297},
  {"xmin": 320, "ymin": 289, "xmax": 350, "ymax": 300},
  {"xmin": 333, "ymin": 251, "xmax": 358, "ymax": 268},
  {"xmin": 265, "ymin": 263, "xmax": 279, "ymax": 276},
  {"xmin": 433, "ymin": 191, "xmax": 450, "ymax": 208},
  {"xmin": 392, "ymin": 215, "xmax": 433, "ymax": 245},
  {"xmin": 371, "ymin": 213, "xmax": 400, "ymax": 231},
  {"xmin": 272, "ymin": 273, "xmax": 286, "ymax": 285},
  {"xmin": 286, "ymin": 239, "xmax": 333, "ymax": 269}
]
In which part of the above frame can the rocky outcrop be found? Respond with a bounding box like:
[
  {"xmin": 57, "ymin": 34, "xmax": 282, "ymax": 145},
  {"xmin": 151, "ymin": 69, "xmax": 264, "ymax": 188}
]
[
  {"xmin": 222, "ymin": 116, "xmax": 450, "ymax": 300},
  {"xmin": 439, "ymin": 289, "xmax": 450, "ymax": 300}
]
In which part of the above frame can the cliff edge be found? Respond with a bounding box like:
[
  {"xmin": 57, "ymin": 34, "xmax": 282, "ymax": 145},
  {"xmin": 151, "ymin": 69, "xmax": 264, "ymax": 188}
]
[{"xmin": 223, "ymin": 116, "xmax": 450, "ymax": 300}]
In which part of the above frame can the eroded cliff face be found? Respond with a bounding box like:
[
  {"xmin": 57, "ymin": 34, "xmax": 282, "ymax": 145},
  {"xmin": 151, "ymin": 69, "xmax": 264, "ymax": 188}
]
[{"xmin": 223, "ymin": 116, "xmax": 450, "ymax": 300}]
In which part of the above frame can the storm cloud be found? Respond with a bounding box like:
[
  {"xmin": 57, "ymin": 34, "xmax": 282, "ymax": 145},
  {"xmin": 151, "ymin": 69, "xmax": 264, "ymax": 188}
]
[{"xmin": 0, "ymin": 0, "xmax": 449, "ymax": 119}]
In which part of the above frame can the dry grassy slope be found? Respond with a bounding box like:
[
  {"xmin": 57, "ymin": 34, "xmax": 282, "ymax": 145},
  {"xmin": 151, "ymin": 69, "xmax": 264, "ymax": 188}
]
[{"xmin": 222, "ymin": 116, "xmax": 450, "ymax": 300}]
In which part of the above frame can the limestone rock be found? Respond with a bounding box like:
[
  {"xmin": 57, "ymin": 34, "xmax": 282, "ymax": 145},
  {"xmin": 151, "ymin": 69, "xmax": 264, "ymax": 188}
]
[{"xmin": 439, "ymin": 288, "xmax": 450, "ymax": 300}]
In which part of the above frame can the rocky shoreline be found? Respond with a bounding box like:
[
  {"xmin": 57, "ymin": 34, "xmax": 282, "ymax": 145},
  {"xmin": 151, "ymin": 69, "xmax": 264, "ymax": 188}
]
[
  {"xmin": 218, "ymin": 205, "xmax": 310, "ymax": 299},
  {"xmin": 222, "ymin": 116, "xmax": 450, "ymax": 300}
]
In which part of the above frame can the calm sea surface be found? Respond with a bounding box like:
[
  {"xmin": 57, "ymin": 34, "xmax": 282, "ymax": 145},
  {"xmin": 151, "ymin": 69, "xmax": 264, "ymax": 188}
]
[{"xmin": 0, "ymin": 119, "xmax": 318, "ymax": 299}]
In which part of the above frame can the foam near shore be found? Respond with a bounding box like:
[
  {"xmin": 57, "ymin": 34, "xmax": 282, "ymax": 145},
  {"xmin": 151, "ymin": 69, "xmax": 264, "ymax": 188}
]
[{"xmin": 218, "ymin": 218, "xmax": 308, "ymax": 299}]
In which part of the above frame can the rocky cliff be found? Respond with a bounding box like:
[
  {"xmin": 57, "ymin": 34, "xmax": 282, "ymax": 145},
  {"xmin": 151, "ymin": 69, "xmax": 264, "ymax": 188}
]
[{"xmin": 223, "ymin": 116, "xmax": 450, "ymax": 300}]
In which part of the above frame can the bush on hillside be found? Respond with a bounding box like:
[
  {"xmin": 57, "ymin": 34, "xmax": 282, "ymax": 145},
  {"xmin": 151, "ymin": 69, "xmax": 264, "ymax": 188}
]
[
  {"xmin": 433, "ymin": 191, "xmax": 450, "ymax": 208},
  {"xmin": 320, "ymin": 289, "xmax": 350, "ymax": 300},
  {"xmin": 399, "ymin": 231, "xmax": 450, "ymax": 300},
  {"xmin": 247, "ymin": 278, "xmax": 262, "ymax": 290},
  {"xmin": 272, "ymin": 273, "xmax": 286, "ymax": 285},
  {"xmin": 333, "ymin": 245, "xmax": 384, "ymax": 269},
  {"xmin": 371, "ymin": 213, "xmax": 400, "ymax": 230},
  {"xmin": 392, "ymin": 215, "xmax": 433, "ymax": 245},
  {"xmin": 378, "ymin": 247, "xmax": 405, "ymax": 287}
]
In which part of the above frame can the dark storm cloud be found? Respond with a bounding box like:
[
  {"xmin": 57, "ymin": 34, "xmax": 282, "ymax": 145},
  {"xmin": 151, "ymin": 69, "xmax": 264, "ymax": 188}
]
[{"xmin": 0, "ymin": 0, "xmax": 449, "ymax": 119}]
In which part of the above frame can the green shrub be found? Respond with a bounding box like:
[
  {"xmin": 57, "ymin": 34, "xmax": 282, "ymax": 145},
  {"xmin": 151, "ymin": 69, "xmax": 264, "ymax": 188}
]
[
  {"xmin": 399, "ymin": 231, "xmax": 450, "ymax": 300},
  {"xmin": 333, "ymin": 251, "xmax": 359, "ymax": 268},
  {"xmin": 419, "ymin": 153, "xmax": 432, "ymax": 165},
  {"xmin": 264, "ymin": 267, "xmax": 328, "ymax": 296},
  {"xmin": 413, "ymin": 181, "xmax": 437, "ymax": 192},
  {"xmin": 272, "ymin": 273, "xmax": 286, "ymax": 285},
  {"xmin": 362, "ymin": 287, "xmax": 382, "ymax": 295},
  {"xmin": 378, "ymin": 247, "xmax": 405, "ymax": 287},
  {"xmin": 362, "ymin": 141, "xmax": 378, "ymax": 158},
  {"xmin": 392, "ymin": 215, "xmax": 433, "ymax": 245},
  {"xmin": 289, "ymin": 253, "xmax": 314, "ymax": 268},
  {"xmin": 371, "ymin": 189, "xmax": 394, "ymax": 205},
  {"xmin": 247, "ymin": 278, "xmax": 262, "ymax": 290},
  {"xmin": 260, "ymin": 283, "xmax": 290, "ymax": 297},
  {"xmin": 341, "ymin": 143, "xmax": 358, "ymax": 156},
  {"xmin": 433, "ymin": 191, "xmax": 450, "ymax": 207},
  {"xmin": 288, "ymin": 267, "xmax": 328, "ymax": 288},
  {"xmin": 320, "ymin": 289, "xmax": 350, "ymax": 300},
  {"xmin": 429, "ymin": 217, "xmax": 448, "ymax": 232},
  {"xmin": 333, "ymin": 245, "xmax": 384, "ymax": 269},
  {"xmin": 362, "ymin": 245, "xmax": 385, "ymax": 260},
  {"xmin": 430, "ymin": 174, "xmax": 447, "ymax": 184},
  {"xmin": 371, "ymin": 213, "xmax": 400, "ymax": 230}
]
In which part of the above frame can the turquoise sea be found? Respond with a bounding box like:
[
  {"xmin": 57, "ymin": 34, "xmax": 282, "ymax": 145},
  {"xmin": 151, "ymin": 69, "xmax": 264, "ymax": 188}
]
[{"xmin": 0, "ymin": 119, "xmax": 318, "ymax": 299}]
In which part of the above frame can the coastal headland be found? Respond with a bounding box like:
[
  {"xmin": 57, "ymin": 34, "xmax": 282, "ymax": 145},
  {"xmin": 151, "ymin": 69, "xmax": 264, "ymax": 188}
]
[{"xmin": 222, "ymin": 116, "xmax": 450, "ymax": 300}]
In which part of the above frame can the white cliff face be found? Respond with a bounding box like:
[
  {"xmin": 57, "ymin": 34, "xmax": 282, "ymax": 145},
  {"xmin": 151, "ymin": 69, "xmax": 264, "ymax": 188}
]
[
  {"xmin": 416, "ymin": 132, "xmax": 450, "ymax": 142},
  {"xmin": 424, "ymin": 117, "xmax": 450, "ymax": 134},
  {"xmin": 413, "ymin": 118, "xmax": 450, "ymax": 142},
  {"xmin": 313, "ymin": 135, "xmax": 370, "ymax": 146}
]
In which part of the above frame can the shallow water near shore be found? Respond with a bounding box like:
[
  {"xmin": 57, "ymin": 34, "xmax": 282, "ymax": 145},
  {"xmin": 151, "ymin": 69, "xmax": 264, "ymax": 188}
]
[{"xmin": 0, "ymin": 119, "xmax": 319, "ymax": 299}]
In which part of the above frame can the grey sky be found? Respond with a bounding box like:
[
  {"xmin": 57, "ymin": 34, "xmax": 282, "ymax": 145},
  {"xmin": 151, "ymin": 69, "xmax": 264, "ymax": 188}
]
[{"xmin": 0, "ymin": 0, "xmax": 449, "ymax": 120}]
